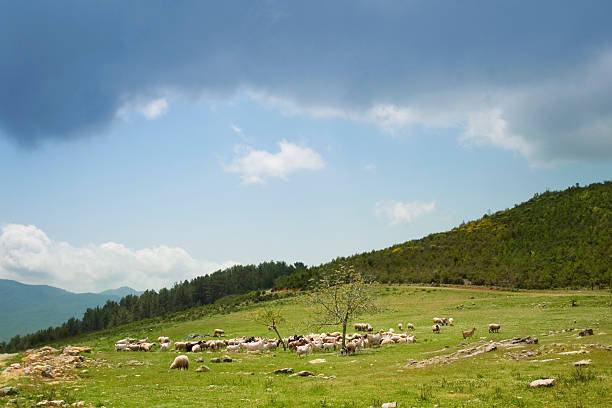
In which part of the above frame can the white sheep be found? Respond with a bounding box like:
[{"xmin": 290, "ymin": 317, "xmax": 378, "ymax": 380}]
[
  {"xmin": 398, "ymin": 323, "xmax": 403, "ymax": 331},
  {"xmin": 169, "ymin": 355, "xmax": 189, "ymax": 370},
  {"xmin": 226, "ymin": 344, "xmax": 241, "ymax": 353},
  {"xmin": 160, "ymin": 343, "xmax": 170, "ymax": 351},
  {"xmin": 191, "ymin": 344, "xmax": 201, "ymax": 353},
  {"xmin": 157, "ymin": 336, "xmax": 171, "ymax": 344},
  {"xmin": 115, "ymin": 343, "xmax": 128, "ymax": 351},
  {"xmin": 174, "ymin": 342, "xmax": 187, "ymax": 351},
  {"xmin": 448, "ymin": 318, "xmax": 454, "ymax": 326},
  {"xmin": 433, "ymin": 317, "xmax": 447, "ymax": 326},
  {"xmin": 296, "ymin": 343, "xmax": 312, "ymax": 357},
  {"xmin": 214, "ymin": 329, "xmax": 225, "ymax": 336},
  {"xmin": 432, "ymin": 324, "xmax": 440, "ymax": 334},
  {"xmin": 406, "ymin": 323, "xmax": 415, "ymax": 330}
]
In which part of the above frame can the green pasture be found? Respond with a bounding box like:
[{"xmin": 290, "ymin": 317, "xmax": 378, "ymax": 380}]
[{"xmin": 1, "ymin": 286, "xmax": 610, "ymax": 407}]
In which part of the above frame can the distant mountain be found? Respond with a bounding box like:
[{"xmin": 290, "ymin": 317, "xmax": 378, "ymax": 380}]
[
  {"xmin": 0, "ymin": 280, "xmax": 141, "ymax": 342},
  {"xmin": 98, "ymin": 286, "xmax": 142, "ymax": 297}
]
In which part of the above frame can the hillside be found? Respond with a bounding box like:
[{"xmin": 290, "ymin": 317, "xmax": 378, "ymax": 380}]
[
  {"xmin": 0, "ymin": 286, "xmax": 610, "ymax": 407},
  {"xmin": 0, "ymin": 280, "xmax": 139, "ymax": 342},
  {"xmin": 277, "ymin": 181, "xmax": 612, "ymax": 289}
]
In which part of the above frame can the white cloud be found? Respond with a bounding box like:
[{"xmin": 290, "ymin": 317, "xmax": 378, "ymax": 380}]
[
  {"xmin": 363, "ymin": 163, "xmax": 377, "ymax": 173},
  {"xmin": 231, "ymin": 124, "xmax": 243, "ymax": 134},
  {"xmin": 374, "ymin": 200, "xmax": 436, "ymax": 225},
  {"xmin": 0, "ymin": 224, "xmax": 237, "ymax": 293},
  {"xmin": 224, "ymin": 140, "xmax": 325, "ymax": 184},
  {"xmin": 137, "ymin": 98, "xmax": 168, "ymax": 119}
]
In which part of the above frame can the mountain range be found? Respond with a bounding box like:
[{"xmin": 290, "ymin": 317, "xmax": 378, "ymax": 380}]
[{"xmin": 0, "ymin": 279, "xmax": 141, "ymax": 342}]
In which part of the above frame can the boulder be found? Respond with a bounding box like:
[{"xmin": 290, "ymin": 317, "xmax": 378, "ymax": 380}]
[
  {"xmin": 0, "ymin": 387, "xmax": 19, "ymax": 396},
  {"xmin": 578, "ymin": 328, "xmax": 594, "ymax": 337},
  {"xmin": 274, "ymin": 368, "xmax": 294, "ymax": 374},
  {"xmin": 381, "ymin": 403, "xmax": 397, "ymax": 408},
  {"xmin": 290, "ymin": 370, "xmax": 315, "ymax": 377},
  {"xmin": 195, "ymin": 365, "xmax": 210, "ymax": 372},
  {"xmin": 221, "ymin": 355, "xmax": 232, "ymax": 362},
  {"xmin": 574, "ymin": 359, "xmax": 592, "ymax": 367},
  {"xmin": 530, "ymin": 378, "xmax": 556, "ymax": 388}
]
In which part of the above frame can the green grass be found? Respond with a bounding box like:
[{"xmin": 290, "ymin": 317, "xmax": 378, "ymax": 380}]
[{"xmin": 1, "ymin": 285, "xmax": 610, "ymax": 407}]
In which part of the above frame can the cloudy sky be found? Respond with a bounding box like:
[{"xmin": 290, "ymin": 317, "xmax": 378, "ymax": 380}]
[{"xmin": 1, "ymin": 1, "xmax": 611, "ymax": 292}]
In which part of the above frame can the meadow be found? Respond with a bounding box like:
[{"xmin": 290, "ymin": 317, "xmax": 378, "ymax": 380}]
[{"xmin": 1, "ymin": 285, "xmax": 611, "ymax": 408}]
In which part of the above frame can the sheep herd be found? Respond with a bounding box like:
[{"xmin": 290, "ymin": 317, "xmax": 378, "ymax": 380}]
[{"xmin": 114, "ymin": 318, "xmax": 502, "ymax": 370}]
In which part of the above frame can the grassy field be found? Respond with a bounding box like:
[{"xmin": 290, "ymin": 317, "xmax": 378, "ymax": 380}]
[{"xmin": 1, "ymin": 285, "xmax": 611, "ymax": 407}]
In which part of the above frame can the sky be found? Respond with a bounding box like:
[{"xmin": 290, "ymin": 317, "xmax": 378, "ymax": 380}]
[{"xmin": 1, "ymin": 1, "xmax": 611, "ymax": 293}]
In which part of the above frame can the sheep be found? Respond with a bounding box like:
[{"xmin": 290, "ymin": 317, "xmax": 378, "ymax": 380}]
[
  {"xmin": 462, "ymin": 327, "xmax": 476, "ymax": 339},
  {"xmin": 174, "ymin": 342, "xmax": 187, "ymax": 351},
  {"xmin": 139, "ymin": 342, "xmax": 156, "ymax": 352},
  {"xmin": 433, "ymin": 317, "xmax": 447, "ymax": 326},
  {"xmin": 448, "ymin": 318, "xmax": 454, "ymax": 326},
  {"xmin": 488, "ymin": 323, "xmax": 501, "ymax": 333},
  {"xmin": 354, "ymin": 323, "xmax": 372, "ymax": 332},
  {"xmin": 406, "ymin": 323, "xmax": 415, "ymax": 330},
  {"xmin": 128, "ymin": 344, "xmax": 141, "ymax": 351},
  {"xmin": 191, "ymin": 344, "xmax": 201, "ymax": 353},
  {"xmin": 365, "ymin": 333, "xmax": 382, "ymax": 346},
  {"xmin": 160, "ymin": 343, "xmax": 170, "ymax": 351},
  {"xmin": 169, "ymin": 355, "xmax": 189, "ymax": 370},
  {"xmin": 341, "ymin": 342, "xmax": 357, "ymax": 355},
  {"xmin": 296, "ymin": 343, "xmax": 312, "ymax": 357},
  {"xmin": 398, "ymin": 323, "xmax": 403, "ymax": 331},
  {"xmin": 213, "ymin": 329, "xmax": 225, "ymax": 337},
  {"xmin": 226, "ymin": 344, "xmax": 241, "ymax": 353},
  {"xmin": 115, "ymin": 343, "xmax": 128, "ymax": 351},
  {"xmin": 381, "ymin": 338, "xmax": 394, "ymax": 345},
  {"xmin": 432, "ymin": 324, "xmax": 440, "ymax": 334}
]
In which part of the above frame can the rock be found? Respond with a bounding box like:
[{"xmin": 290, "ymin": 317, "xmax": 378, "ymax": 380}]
[
  {"xmin": 37, "ymin": 400, "xmax": 65, "ymax": 406},
  {"xmin": 70, "ymin": 402, "xmax": 86, "ymax": 407},
  {"xmin": 210, "ymin": 357, "xmax": 221, "ymax": 363},
  {"xmin": 41, "ymin": 365, "xmax": 54, "ymax": 378},
  {"xmin": 221, "ymin": 355, "xmax": 232, "ymax": 362},
  {"xmin": 574, "ymin": 359, "xmax": 592, "ymax": 366},
  {"xmin": 184, "ymin": 333, "xmax": 208, "ymax": 340},
  {"xmin": 196, "ymin": 365, "xmax": 210, "ymax": 372},
  {"xmin": 381, "ymin": 403, "xmax": 397, "ymax": 408},
  {"xmin": 309, "ymin": 359, "xmax": 327, "ymax": 364},
  {"xmin": 578, "ymin": 328, "xmax": 594, "ymax": 337},
  {"xmin": 530, "ymin": 378, "xmax": 556, "ymax": 388},
  {"xmin": 197, "ymin": 357, "xmax": 204, "ymax": 362},
  {"xmin": 0, "ymin": 386, "xmax": 19, "ymax": 396},
  {"xmin": 290, "ymin": 370, "xmax": 315, "ymax": 377},
  {"xmin": 558, "ymin": 350, "xmax": 587, "ymax": 355},
  {"xmin": 274, "ymin": 368, "xmax": 294, "ymax": 374},
  {"xmin": 485, "ymin": 345, "xmax": 497, "ymax": 352}
]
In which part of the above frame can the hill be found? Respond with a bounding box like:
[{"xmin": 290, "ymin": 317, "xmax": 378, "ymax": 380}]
[
  {"xmin": 276, "ymin": 181, "xmax": 612, "ymax": 289},
  {"xmin": 0, "ymin": 280, "xmax": 139, "ymax": 342},
  {"xmin": 0, "ymin": 285, "xmax": 610, "ymax": 407}
]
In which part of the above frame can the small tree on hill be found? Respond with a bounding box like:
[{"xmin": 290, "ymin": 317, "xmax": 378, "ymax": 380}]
[
  {"xmin": 253, "ymin": 306, "xmax": 287, "ymax": 350},
  {"xmin": 309, "ymin": 263, "xmax": 376, "ymax": 352}
]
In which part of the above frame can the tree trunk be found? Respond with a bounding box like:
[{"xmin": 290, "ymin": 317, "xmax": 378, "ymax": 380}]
[
  {"xmin": 273, "ymin": 327, "xmax": 286, "ymax": 350},
  {"xmin": 341, "ymin": 319, "xmax": 347, "ymax": 351}
]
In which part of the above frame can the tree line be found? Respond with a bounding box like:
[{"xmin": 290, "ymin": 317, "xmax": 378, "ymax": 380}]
[{"xmin": 0, "ymin": 261, "xmax": 305, "ymax": 352}]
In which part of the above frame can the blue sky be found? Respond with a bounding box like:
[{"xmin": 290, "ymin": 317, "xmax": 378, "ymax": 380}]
[{"xmin": 1, "ymin": 1, "xmax": 611, "ymax": 292}]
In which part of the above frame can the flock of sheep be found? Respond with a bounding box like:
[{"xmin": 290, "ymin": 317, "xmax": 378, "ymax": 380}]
[{"xmin": 114, "ymin": 318, "xmax": 502, "ymax": 370}]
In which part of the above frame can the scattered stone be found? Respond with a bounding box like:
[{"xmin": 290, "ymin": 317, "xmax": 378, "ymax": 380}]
[
  {"xmin": 558, "ymin": 350, "xmax": 587, "ymax": 355},
  {"xmin": 512, "ymin": 336, "xmax": 538, "ymax": 344},
  {"xmin": 210, "ymin": 358, "xmax": 221, "ymax": 363},
  {"xmin": 196, "ymin": 365, "xmax": 210, "ymax": 372},
  {"xmin": 485, "ymin": 345, "xmax": 497, "ymax": 352},
  {"xmin": 274, "ymin": 368, "xmax": 294, "ymax": 374},
  {"xmin": 62, "ymin": 346, "xmax": 91, "ymax": 356},
  {"xmin": 221, "ymin": 355, "xmax": 232, "ymax": 362},
  {"xmin": 197, "ymin": 357, "xmax": 204, "ymax": 363},
  {"xmin": 70, "ymin": 402, "xmax": 86, "ymax": 407},
  {"xmin": 578, "ymin": 328, "xmax": 593, "ymax": 337},
  {"xmin": 41, "ymin": 365, "xmax": 54, "ymax": 378},
  {"xmin": 574, "ymin": 359, "xmax": 592, "ymax": 367},
  {"xmin": 381, "ymin": 403, "xmax": 397, "ymax": 408},
  {"xmin": 290, "ymin": 370, "xmax": 315, "ymax": 377},
  {"xmin": 534, "ymin": 358, "xmax": 560, "ymax": 363},
  {"xmin": 184, "ymin": 333, "xmax": 209, "ymax": 340},
  {"xmin": 309, "ymin": 358, "xmax": 327, "ymax": 364},
  {"xmin": 0, "ymin": 386, "xmax": 19, "ymax": 396},
  {"xmin": 530, "ymin": 378, "xmax": 556, "ymax": 388},
  {"xmin": 37, "ymin": 400, "xmax": 65, "ymax": 406},
  {"xmin": 126, "ymin": 360, "xmax": 145, "ymax": 366}
]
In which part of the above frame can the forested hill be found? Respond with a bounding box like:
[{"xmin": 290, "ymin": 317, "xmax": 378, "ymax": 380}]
[{"xmin": 276, "ymin": 181, "xmax": 612, "ymax": 290}]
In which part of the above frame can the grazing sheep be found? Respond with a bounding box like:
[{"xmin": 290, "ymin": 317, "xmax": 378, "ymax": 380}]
[
  {"xmin": 341, "ymin": 342, "xmax": 357, "ymax": 355},
  {"xmin": 406, "ymin": 323, "xmax": 415, "ymax": 330},
  {"xmin": 398, "ymin": 323, "xmax": 403, "ymax": 331},
  {"xmin": 160, "ymin": 343, "xmax": 170, "ymax": 351},
  {"xmin": 432, "ymin": 324, "xmax": 440, "ymax": 334},
  {"xmin": 128, "ymin": 344, "xmax": 141, "ymax": 351},
  {"xmin": 214, "ymin": 329, "xmax": 225, "ymax": 336},
  {"xmin": 448, "ymin": 318, "xmax": 454, "ymax": 326},
  {"xmin": 115, "ymin": 343, "xmax": 128, "ymax": 351},
  {"xmin": 433, "ymin": 317, "xmax": 445, "ymax": 326},
  {"xmin": 226, "ymin": 344, "xmax": 241, "ymax": 353},
  {"xmin": 169, "ymin": 355, "xmax": 189, "ymax": 370},
  {"xmin": 462, "ymin": 327, "xmax": 476, "ymax": 339},
  {"xmin": 191, "ymin": 344, "xmax": 201, "ymax": 353},
  {"xmin": 174, "ymin": 342, "xmax": 187, "ymax": 351},
  {"xmin": 157, "ymin": 336, "xmax": 171, "ymax": 344},
  {"xmin": 488, "ymin": 323, "xmax": 501, "ymax": 333},
  {"xmin": 139, "ymin": 342, "xmax": 155, "ymax": 352},
  {"xmin": 296, "ymin": 343, "xmax": 312, "ymax": 357},
  {"xmin": 354, "ymin": 323, "xmax": 373, "ymax": 332}
]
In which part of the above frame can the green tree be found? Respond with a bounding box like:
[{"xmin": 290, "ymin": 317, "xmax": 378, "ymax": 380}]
[{"xmin": 253, "ymin": 307, "xmax": 287, "ymax": 350}]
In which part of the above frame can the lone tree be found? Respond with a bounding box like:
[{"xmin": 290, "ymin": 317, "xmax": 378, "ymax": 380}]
[
  {"xmin": 310, "ymin": 263, "xmax": 376, "ymax": 352},
  {"xmin": 253, "ymin": 306, "xmax": 287, "ymax": 350}
]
